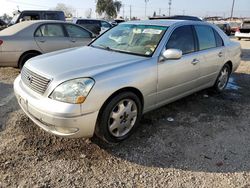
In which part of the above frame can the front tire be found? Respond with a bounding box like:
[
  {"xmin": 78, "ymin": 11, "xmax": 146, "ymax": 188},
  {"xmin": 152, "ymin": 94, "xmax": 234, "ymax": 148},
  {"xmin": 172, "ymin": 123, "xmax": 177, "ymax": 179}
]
[
  {"xmin": 95, "ymin": 92, "xmax": 142, "ymax": 143},
  {"xmin": 213, "ymin": 64, "xmax": 231, "ymax": 92}
]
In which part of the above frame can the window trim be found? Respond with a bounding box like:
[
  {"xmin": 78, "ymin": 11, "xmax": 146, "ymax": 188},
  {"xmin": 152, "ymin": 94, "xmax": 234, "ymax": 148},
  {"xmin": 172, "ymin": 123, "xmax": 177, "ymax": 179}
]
[{"xmin": 34, "ymin": 23, "xmax": 67, "ymax": 38}]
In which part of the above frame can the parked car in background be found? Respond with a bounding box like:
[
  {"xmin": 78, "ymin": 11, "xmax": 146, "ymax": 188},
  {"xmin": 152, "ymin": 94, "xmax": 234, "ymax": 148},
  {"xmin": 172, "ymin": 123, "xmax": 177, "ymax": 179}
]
[
  {"xmin": 0, "ymin": 19, "xmax": 7, "ymax": 31},
  {"xmin": 73, "ymin": 19, "xmax": 112, "ymax": 35},
  {"xmin": 111, "ymin": 18, "xmax": 126, "ymax": 26},
  {"xmin": 215, "ymin": 23, "xmax": 231, "ymax": 36},
  {"xmin": 14, "ymin": 20, "xmax": 241, "ymax": 143},
  {"xmin": 0, "ymin": 20, "xmax": 95, "ymax": 68},
  {"xmin": 229, "ymin": 22, "xmax": 241, "ymax": 34},
  {"xmin": 235, "ymin": 20, "xmax": 250, "ymax": 40},
  {"xmin": 9, "ymin": 10, "xmax": 65, "ymax": 26},
  {"xmin": 149, "ymin": 15, "xmax": 202, "ymax": 21}
]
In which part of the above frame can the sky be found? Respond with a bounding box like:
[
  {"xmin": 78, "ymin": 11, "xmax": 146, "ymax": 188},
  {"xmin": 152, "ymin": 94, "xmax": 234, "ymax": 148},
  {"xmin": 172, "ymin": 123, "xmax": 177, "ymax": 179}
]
[{"xmin": 0, "ymin": 0, "xmax": 249, "ymax": 19}]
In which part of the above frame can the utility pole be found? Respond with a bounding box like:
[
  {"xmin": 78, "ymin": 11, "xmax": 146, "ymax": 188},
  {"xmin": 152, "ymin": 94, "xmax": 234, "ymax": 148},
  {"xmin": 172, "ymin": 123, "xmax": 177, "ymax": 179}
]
[
  {"xmin": 159, "ymin": 8, "xmax": 161, "ymax": 15},
  {"xmin": 182, "ymin": 10, "xmax": 185, "ymax": 15},
  {"xmin": 168, "ymin": 0, "xmax": 172, "ymax": 16},
  {"xmin": 130, "ymin": 5, "xmax": 132, "ymax": 20},
  {"xmin": 122, "ymin": 4, "xmax": 125, "ymax": 19},
  {"xmin": 230, "ymin": 0, "xmax": 235, "ymax": 20},
  {"xmin": 145, "ymin": 0, "xmax": 149, "ymax": 19}
]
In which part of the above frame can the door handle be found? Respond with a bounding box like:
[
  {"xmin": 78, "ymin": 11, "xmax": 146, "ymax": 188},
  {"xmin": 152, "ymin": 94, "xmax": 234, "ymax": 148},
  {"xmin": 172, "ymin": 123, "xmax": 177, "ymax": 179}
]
[
  {"xmin": 218, "ymin": 52, "xmax": 223, "ymax": 57},
  {"xmin": 38, "ymin": 39, "xmax": 46, "ymax": 43},
  {"xmin": 191, "ymin": 59, "xmax": 199, "ymax": 65}
]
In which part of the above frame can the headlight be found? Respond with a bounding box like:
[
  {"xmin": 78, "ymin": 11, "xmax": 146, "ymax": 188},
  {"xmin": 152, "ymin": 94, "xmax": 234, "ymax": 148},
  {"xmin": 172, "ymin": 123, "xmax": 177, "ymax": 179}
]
[{"xmin": 50, "ymin": 78, "xmax": 95, "ymax": 104}]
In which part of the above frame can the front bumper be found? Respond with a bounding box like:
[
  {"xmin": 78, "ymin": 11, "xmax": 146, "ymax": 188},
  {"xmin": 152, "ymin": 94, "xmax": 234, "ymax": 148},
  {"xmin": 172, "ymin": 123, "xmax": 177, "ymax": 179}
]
[{"xmin": 14, "ymin": 75, "xmax": 99, "ymax": 138}]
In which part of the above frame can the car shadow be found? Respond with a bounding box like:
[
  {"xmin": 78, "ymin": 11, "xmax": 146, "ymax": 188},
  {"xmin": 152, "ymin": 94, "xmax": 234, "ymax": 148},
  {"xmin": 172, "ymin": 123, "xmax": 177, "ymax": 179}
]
[
  {"xmin": 14, "ymin": 72, "xmax": 250, "ymax": 173},
  {"xmin": 241, "ymin": 49, "xmax": 250, "ymax": 61},
  {"xmin": 92, "ymin": 72, "xmax": 250, "ymax": 173}
]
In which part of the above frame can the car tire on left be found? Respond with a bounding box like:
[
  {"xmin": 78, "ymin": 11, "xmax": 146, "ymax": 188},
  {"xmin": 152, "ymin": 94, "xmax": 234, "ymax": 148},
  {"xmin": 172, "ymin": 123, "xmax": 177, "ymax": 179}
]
[{"xmin": 18, "ymin": 52, "xmax": 40, "ymax": 69}]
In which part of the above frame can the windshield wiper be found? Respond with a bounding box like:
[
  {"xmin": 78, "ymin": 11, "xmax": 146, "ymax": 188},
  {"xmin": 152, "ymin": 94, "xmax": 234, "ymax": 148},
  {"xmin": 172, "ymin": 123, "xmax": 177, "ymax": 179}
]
[{"xmin": 91, "ymin": 44, "xmax": 114, "ymax": 52}]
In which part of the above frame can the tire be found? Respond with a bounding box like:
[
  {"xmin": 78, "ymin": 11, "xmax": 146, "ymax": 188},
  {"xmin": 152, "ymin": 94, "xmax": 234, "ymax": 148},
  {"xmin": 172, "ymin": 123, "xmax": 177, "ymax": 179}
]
[
  {"xmin": 238, "ymin": 38, "xmax": 241, "ymax": 40},
  {"xmin": 213, "ymin": 64, "xmax": 231, "ymax": 92},
  {"xmin": 18, "ymin": 52, "xmax": 40, "ymax": 69},
  {"xmin": 95, "ymin": 92, "xmax": 142, "ymax": 143}
]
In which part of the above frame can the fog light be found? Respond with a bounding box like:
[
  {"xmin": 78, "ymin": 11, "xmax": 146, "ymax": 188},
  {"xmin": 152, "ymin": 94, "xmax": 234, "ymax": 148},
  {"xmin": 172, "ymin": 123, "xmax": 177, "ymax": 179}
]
[{"xmin": 54, "ymin": 126, "xmax": 79, "ymax": 134}]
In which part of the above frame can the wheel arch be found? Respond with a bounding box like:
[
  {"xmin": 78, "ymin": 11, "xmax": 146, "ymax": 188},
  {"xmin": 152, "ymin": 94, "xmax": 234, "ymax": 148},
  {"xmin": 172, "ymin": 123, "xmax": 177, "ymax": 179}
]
[
  {"xmin": 18, "ymin": 50, "xmax": 42, "ymax": 68},
  {"xmin": 225, "ymin": 60, "xmax": 233, "ymax": 73},
  {"xmin": 97, "ymin": 87, "xmax": 144, "ymax": 120}
]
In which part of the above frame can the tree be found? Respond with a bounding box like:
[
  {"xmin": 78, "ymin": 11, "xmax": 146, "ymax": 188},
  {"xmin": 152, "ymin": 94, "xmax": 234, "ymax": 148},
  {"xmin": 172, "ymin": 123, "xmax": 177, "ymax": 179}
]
[
  {"xmin": 114, "ymin": 1, "xmax": 122, "ymax": 13},
  {"xmin": 53, "ymin": 3, "xmax": 75, "ymax": 18},
  {"xmin": 96, "ymin": 0, "xmax": 121, "ymax": 18},
  {"xmin": 1, "ymin": 13, "xmax": 12, "ymax": 23}
]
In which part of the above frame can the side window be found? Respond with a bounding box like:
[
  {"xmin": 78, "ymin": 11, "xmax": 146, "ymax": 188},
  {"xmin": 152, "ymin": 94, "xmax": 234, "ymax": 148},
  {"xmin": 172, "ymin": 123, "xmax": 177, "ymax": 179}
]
[
  {"xmin": 44, "ymin": 13, "xmax": 59, "ymax": 20},
  {"xmin": 65, "ymin": 24, "xmax": 91, "ymax": 38},
  {"xmin": 213, "ymin": 29, "xmax": 224, "ymax": 47},
  {"xmin": 21, "ymin": 13, "xmax": 40, "ymax": 21},
  {"xmin": 35, "ymin": 24, "xmax": 65, "ymax": 37},
  {"xmin": 195, "ymin": 25, "xmax": 216, "ymax": 50},
  {"xmin": 166, "ymin": 25, "xmax": 195, "ymax": 55},
  {"xmin": 101, "ymin": 21, "xmax": 111, "ymax": 28}
]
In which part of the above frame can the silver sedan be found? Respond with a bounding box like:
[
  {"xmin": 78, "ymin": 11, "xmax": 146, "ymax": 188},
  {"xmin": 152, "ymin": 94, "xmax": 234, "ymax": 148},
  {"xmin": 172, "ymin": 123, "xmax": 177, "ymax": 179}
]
[
  {"xmin": 0, "ymin": 20, "xmax": 95, "ymax": 68},
  {"xmin": 14, "ymin": 20, "xmax": 241, "ymax": 143}
]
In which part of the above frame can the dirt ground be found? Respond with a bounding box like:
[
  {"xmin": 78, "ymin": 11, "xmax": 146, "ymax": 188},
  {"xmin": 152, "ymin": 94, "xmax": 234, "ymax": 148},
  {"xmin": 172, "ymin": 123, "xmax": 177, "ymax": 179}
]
[{"xmin": 0, "ymin": 39, "xmax": 250, "ymax": 188}]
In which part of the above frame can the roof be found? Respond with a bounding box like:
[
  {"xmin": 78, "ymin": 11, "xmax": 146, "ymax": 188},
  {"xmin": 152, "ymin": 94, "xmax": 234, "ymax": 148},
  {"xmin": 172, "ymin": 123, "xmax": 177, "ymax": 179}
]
[
  {"xmin": 0, "ymin": 20, "xmax": 65, "ymax": 36},
  {"xmin": 122, "ymin": 19, "xmax": 191, "ymax": 27}
]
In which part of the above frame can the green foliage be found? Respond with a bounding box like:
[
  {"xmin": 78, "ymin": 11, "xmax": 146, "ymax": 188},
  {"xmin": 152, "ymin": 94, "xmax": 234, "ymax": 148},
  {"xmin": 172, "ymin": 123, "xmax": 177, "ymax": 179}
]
[{"xmin": 96, "ymin": 0, "xmax": 122, "ymax": 18}]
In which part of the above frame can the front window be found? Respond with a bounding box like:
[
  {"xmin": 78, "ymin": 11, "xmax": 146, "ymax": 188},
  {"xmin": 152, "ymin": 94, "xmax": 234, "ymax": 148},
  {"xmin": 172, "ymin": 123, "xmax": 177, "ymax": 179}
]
[{"xmin": 91, "ymin": 24, "xmax": 168, "ymax": 56}]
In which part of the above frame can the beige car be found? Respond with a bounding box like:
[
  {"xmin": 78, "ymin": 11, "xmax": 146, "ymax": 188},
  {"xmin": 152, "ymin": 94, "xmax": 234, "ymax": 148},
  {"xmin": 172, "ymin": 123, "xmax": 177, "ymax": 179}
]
[{"xmin": 0, "ymin": 20, "xmax": 95, "ymax": 68}]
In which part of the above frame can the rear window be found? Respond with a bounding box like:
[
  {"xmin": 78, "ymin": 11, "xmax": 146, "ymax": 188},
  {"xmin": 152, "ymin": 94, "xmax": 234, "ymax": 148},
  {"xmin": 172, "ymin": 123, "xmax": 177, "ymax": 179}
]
[
  {"xmin": 76, "ymin": 20, "xmax": 100, "ymax": 26},
  {"xmin": 44, "ymin": 13, "xmax": 59, "ymax": 20},
  {"xmin": 195, "ymin": 25, "xmax": 216, "ymax": 50},
  {"xmin": 242, "ymin": 22, "xmax": 250, "ymax": 28}
]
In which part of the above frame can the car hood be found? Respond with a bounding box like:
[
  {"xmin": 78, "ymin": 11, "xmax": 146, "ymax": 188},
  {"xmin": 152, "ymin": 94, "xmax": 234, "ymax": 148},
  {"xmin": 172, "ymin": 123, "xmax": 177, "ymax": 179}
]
[{"xmin": 25, "ymin": 46, "xmax": 147, "ymax": 80}]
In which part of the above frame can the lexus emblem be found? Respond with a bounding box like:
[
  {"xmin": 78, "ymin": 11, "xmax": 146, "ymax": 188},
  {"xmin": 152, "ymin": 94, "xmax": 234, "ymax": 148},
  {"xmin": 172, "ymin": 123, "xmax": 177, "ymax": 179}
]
[{"xmin": 27, "ymin": 75, "xmax": 33, "ymax": 84}]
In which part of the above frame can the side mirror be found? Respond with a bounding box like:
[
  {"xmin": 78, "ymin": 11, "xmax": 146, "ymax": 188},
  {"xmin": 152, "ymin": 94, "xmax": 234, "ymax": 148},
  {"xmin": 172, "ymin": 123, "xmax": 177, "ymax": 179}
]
[{"xmin": 160, "ymin": 49, "xmax": 182, "ymax": 61}]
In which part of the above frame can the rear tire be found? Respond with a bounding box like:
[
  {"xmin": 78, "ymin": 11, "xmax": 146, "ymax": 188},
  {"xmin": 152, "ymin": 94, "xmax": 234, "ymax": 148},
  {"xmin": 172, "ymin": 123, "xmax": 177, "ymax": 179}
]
[
  {"xmin": 95, "ymin": 92, "xmax": 142, "ymax": 143},
  {"xmin": 213, "ymin": 64, "xmax": 231, "ymax": 92},
  {"xmin": 238, "ymin": 37, "xmax": 241, "ymax": 40},
  {"xmin": 18, "ymin": 52, "xmax": 40, "ymax": 69}
]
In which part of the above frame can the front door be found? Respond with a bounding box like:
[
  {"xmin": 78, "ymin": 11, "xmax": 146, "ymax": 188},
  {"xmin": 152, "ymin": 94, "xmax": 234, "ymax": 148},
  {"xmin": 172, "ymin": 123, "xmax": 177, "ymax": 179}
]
[{"xmin": 157, "ymin": 25, "xmax": 201, "ymax": 105}]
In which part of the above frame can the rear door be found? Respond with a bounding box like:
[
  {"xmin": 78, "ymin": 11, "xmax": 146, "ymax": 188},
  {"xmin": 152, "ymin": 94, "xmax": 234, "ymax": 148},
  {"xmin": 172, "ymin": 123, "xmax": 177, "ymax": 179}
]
[
  {"xmin": 64, "ymin": 24, "xmax": 93, "ymax": 47},
  {"xmin": 34, "ymin": 23, "xmax": 71, "ymax": 53},
  {"xmin": 194, "ymin": 25, "xmax": 225, "ymax": 86}
]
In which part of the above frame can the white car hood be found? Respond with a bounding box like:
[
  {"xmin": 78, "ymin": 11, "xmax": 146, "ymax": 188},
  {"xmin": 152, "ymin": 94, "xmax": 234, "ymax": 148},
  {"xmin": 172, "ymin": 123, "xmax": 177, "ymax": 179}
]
[{"xmin": 25, "ymin": 46, "xmax": 147, "ymax": 80}]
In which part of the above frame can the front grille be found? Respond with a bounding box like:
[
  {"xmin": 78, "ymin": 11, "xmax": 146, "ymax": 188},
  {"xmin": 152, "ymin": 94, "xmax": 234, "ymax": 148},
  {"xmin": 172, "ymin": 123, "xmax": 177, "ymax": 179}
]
[{"xmin": 21, "ymin": 67, "xmax": 51, "ymax": 95}]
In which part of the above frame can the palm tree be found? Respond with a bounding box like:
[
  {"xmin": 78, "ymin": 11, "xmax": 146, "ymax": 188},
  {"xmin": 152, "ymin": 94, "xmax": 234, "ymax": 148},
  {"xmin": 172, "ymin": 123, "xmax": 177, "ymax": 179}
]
[
  {"xmin": 114, "ymin": 1, "xmax": 122, "ymax": 13},
  {"xmin": 96, "ymin": 0, "xmax": 121, "ymax": 18}
]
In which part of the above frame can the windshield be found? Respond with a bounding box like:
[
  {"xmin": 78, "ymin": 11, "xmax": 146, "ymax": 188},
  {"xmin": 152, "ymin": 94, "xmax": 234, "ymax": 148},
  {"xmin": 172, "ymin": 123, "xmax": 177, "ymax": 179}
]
[
  {"xmin": 91, "ymin": 24, "xmax": 168, "ymax": 57},
  {"xmin": 243, "ymin": 22, "xmax": 250, "ymax": 29},
  {"xmin": 10, "ymin": 13, "xmax": 20, "ymax": 25}
]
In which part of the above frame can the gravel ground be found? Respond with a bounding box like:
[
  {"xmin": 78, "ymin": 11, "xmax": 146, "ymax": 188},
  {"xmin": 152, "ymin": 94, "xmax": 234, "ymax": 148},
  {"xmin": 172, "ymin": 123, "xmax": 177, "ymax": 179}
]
[{"xmin": 0, "ymin": 39, "xmax": 250, "ymax": 187}]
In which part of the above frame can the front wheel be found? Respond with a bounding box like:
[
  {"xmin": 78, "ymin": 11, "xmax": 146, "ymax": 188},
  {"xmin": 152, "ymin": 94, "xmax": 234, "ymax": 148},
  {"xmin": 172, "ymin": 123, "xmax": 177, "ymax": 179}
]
[
  {"xmin": 95, "ymin": 92, "xmax": 142, "ymax": 143},
  {"xmin": 213, "ymin": 64, "xmax": 231, "ymax": 92}
]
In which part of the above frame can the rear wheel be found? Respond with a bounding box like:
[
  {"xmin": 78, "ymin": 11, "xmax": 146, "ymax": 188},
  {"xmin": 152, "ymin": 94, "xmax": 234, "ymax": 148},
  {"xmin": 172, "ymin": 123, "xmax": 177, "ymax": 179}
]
[
  {"xmin": 95, "ymin": 92, "xmax": 142, "ymax": 143},
  {"xmin": 213, "ymin": 64, "xmax": 231, "ymax": 92},
  {"xmin": 238, "ymin": 37, "xmax": 241, "ymax": 40},
  {"xmin": 18, "ymin": 52, "xmax": 40, "ymax": 69}
]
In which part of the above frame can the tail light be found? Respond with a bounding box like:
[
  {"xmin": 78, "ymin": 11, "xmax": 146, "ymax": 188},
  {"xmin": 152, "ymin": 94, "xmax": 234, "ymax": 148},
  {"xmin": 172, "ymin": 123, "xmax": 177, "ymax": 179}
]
[
  {"xmin": 0, "ymin": 40, "xmax": 3, "ymax": 45},
  {"xmin": 236, "ymin": 27, "xmax": 240, "ymax": 32}
]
